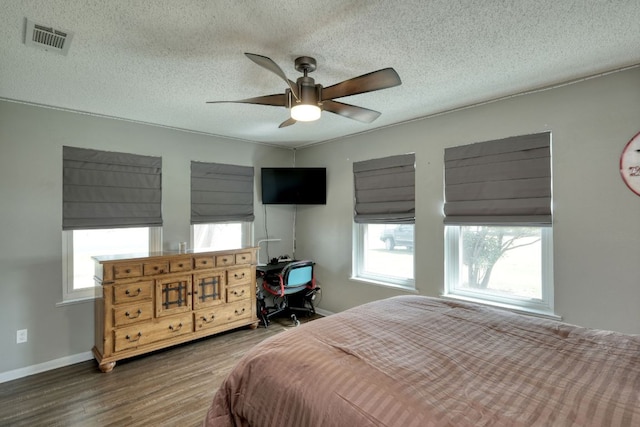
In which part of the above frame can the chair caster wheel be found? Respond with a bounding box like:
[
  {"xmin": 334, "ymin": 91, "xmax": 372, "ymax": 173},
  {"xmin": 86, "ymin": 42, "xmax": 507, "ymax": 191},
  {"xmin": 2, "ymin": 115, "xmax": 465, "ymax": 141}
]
[{"xmin": 291, "ymin": 314, "xmax": 300, "ymax": 327}]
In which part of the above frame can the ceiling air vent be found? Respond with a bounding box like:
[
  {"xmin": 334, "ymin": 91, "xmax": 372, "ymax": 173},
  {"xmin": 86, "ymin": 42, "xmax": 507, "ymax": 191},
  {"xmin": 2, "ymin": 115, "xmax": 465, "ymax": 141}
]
[{"xmin": 24, "ymin": 19, "xmax": 73, "ymax": 55}]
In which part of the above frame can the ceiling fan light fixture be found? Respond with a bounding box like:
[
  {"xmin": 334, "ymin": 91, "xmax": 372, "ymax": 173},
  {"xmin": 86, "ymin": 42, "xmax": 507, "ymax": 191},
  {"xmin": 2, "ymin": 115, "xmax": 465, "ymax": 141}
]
[{"xmin": 291, "ymin": 104, "xmax": 321, "ymax": 122}]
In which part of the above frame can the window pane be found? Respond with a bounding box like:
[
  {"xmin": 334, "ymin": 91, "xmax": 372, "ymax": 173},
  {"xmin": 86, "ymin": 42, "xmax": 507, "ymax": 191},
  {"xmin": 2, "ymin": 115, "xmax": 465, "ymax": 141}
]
[
  {"xmin": 193, "ymin": 223, "xmax": 242, "ymax": 250},
  {"xmin": 361, "ymin": 224, "xmax": 414, "ymax": 281},
  {"xmin": 73, "ymin": 228, "xmax": 149, "ymax": 289},
  {"xmin": 456, "ymin": 226, "xmax": 542, "ymax": 300}
]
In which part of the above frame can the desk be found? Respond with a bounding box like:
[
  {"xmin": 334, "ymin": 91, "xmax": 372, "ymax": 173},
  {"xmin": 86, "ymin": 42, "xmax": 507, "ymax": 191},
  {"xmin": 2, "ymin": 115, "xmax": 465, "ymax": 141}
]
[
  {"xmin": 256, "ymin": 260, "xmax": 317, "ymax": 327},
  {"xmin": 256, "ymin": 261, "xmax": 292, "ymax": 276}
]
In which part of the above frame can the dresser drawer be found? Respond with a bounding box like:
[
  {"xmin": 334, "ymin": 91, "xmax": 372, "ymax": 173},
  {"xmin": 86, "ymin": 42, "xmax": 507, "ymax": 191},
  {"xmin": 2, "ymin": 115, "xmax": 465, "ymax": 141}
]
[
  {"xmin": 227, "ymin": 266, "xmax": 251, "ymax": 286},
  {"xmin": 113, "ymin": 263, "xmax": 143, "ymax": 279},
  {"xmin": 227, "ymin": 283, "xmax": 251, "ymax": 303},
  {"xmin": 112, "ymin": 280, "xmax": 153, "ymax": 304},
  {"xmin": 113, "ymin": 302, "xmax": 153, "ymax": 327},
  {"xmin": 114, "ymin": 314, "xmax": 193, "ymax": 353},
  {"xmin": 193, "ymin": 256, "xmax": 215, "ymax": 270},
  {"xmin": 194, "ymin": 300, "xmax": 252, "ymax": 331},
  {"xmin": 143, "ymin": 261, "xmax": 169, "ymax": 276},
  {"xmin": 169, "ymin": 258, "xmax": 192, "ymax": 273},
  {"xmin": 235, "ymin": 252, "xmax": 253, "ymax": 265},
  {"xmin": 215, "ymin": 254, "xmax": 235, "ymax": 267}
]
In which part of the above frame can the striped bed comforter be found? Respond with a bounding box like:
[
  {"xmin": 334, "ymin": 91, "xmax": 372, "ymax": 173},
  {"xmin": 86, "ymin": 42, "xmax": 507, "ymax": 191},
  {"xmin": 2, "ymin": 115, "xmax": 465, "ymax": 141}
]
[{"xmin": 204, "ymin": 295, "xmax": 640, "ymax": 426}]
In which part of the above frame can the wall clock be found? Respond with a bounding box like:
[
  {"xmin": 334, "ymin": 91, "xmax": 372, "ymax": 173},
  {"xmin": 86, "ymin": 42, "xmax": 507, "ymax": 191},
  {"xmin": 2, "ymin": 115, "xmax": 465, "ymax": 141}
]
[{"xmin": 620, "ymin": 131, "xmax": 640, "ymax": 196}]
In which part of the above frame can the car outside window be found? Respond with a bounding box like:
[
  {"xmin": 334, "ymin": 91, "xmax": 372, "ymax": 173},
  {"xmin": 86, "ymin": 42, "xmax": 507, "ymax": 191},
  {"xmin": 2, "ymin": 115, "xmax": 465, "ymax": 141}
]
[
  {"xmin": 379, "ymin": 225, "xmax": 414, "ymax": 251},
  {"xmin": 353, "ymin": 223, "xmax": 415, "ymax": 289}
]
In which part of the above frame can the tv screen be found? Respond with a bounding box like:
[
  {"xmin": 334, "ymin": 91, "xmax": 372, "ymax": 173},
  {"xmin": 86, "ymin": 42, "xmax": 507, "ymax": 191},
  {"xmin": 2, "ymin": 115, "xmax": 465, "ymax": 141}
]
[{"xmin": 261, "ymin": 167, "xmax": 326, "ymax": 205}]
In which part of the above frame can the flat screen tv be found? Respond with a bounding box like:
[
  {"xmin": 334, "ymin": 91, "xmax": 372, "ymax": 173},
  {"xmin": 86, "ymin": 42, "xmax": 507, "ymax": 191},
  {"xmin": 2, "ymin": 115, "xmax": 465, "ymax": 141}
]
[{"xmin": 261, "ymin": 167, "xmax": 326, "ymax": 205}]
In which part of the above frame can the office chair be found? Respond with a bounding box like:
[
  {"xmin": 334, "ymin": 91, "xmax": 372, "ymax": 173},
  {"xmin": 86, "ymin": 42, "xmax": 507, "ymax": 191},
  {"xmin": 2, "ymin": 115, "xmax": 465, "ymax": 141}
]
[{"xmin": 257, "ymin": 260, "xmax": 319, "ymax": 327}]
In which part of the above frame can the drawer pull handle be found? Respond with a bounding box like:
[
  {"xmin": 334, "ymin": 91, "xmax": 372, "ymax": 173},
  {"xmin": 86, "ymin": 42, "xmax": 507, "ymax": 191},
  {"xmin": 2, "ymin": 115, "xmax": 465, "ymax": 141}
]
[
  {"xmin": 233, "ymin": 289, "xmax": 245, "ymax": 296},
  {"xmin": 154, "ymin": 266, "xmax": 159, "ymax": 270},
  {"xmin": 201, "ymin": 260, "xmax": 208, "ymax": 265},
  {"xmin": 125, "ymin": 288, "xmax": 142, "ymax": 297},
  {"xmin": 169, "ymin": 323, "xmax": 183, "ymax": 332},
  {"xmin": 222, "ymin": 258, "xmax": 228, "ymax": 263},
  {"xmin": 234, "ymin": 308, "xmax": 246, "ymax": 315},
  {"xmin": 125, "ymin": 309, "xmax": 142, "ymax": 319},
  {"xmin": 202, "ymin": 315, "xmax": 215, "ymax": 324},
  {"xmin": 234, "ymin": 273, "xmax": 245, "ymax": 279},
  {"xmin": 125, "ymin": 332, "xmax": 142, "ymax": 341},
  {"xmin": 125, "ymin": 269, "xmax": 131, "ymax": 274},
  {"xmin": 178, "ymin": 263, "xmax": 183, "ymax": 268}
]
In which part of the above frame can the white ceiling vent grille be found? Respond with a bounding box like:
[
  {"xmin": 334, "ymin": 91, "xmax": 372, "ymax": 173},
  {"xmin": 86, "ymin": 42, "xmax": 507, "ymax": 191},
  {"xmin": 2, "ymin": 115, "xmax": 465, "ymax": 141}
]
[{"xmin": 24, "ymin": 19, "xmax": 73, "ymax": 55}]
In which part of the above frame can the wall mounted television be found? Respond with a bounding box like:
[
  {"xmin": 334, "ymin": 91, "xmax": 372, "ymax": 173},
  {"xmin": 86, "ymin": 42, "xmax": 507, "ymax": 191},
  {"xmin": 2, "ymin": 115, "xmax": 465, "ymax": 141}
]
[{"xmin": 261, "ymin": 167, "xmax": 327, "ymax": 205}]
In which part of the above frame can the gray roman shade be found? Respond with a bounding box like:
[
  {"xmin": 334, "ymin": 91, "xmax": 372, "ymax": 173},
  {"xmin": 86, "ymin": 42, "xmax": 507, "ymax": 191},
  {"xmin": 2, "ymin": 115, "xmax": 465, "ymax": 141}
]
[
  {"xmin": 191, "ymin": 161, "xmax": 254, "ymax": 224},
  {"xmin": 444, "ymin": 132, "xmax": 551, "ymax": 225},
  {"xmin": 353, "ymin": 153, "xmax": 415, "ymax": 224},
  {"xmin": 63, "ymin": 146, "xmax": 162, "ymax": 230}
]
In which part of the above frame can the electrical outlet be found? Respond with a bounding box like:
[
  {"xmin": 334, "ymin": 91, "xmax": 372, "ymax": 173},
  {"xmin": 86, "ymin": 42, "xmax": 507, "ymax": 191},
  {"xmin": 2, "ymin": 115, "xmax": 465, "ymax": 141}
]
[{"xmin": 16, "ymin": 329, "xmax": 27, "ymax": 344}]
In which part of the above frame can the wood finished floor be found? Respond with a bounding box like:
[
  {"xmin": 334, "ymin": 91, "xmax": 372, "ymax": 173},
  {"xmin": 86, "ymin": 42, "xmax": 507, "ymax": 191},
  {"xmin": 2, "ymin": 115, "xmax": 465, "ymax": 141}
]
[{"xmin": 0, "ymin": 314, "xmax": 320, "ymax": 427}]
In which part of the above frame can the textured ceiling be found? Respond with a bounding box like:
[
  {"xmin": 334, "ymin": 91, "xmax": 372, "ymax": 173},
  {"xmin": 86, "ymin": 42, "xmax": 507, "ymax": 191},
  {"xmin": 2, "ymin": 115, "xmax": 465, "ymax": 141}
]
[{"xmin": 1, "ymin": 1, "xmax": 639, "ymax": 149}]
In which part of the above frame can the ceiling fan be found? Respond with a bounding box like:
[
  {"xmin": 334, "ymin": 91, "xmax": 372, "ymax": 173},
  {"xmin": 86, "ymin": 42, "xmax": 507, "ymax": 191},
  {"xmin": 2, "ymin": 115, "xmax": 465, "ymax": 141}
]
[{"xmin": 207, "ymin": 53, "xmax": 402, "ymax": 128}]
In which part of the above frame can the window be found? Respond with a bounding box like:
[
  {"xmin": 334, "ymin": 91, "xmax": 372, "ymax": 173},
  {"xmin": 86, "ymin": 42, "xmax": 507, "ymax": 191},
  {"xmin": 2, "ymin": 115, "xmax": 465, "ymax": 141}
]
[
  {"xmin": 354, "ymin": 223, "xmax": 414, "ymax": 288},
  {"xmin": 62, "ymin": 227, "xmax": 161, "ymax": 302},
  {"xmin": 352, "ymin": 153, "xmax": 415, "ymax": 289},
  {"xmin": 190, "ymin": 161, "xmax": 254, "ymax": 225},
  {"xmin": 190, "ymin": 161, "xmax": 254, "ymax": 253},
  {"xmin": 443, "ymin": 133, "xmax": 553, "ymax": 315},
  {"xmin": 444, "ymin": 225, "xmax": 553, "ymax": 313},
  {"xmin": 192, "ymin": 222, "xmax": 252, "ymax": 251},
  {"xmin": 61, "ymin": 146, "xmax": 163, "ymax": 303}
]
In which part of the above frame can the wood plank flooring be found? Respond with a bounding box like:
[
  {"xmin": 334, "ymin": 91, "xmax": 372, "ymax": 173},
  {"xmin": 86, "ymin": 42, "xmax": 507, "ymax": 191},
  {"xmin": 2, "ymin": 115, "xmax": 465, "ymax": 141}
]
[{"xmin": 0, "ymin": 314, "xmax": 320, "ymax": 427}]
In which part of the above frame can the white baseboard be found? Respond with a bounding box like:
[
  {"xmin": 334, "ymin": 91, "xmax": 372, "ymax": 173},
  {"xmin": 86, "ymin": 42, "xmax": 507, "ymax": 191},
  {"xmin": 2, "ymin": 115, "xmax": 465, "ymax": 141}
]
[
  {"xmin": 0, "ymin": 351, "xmax": 94, "ymax": 384},
  {"xmin": 315, "ymin": 307, "xmax": 334, "ymax": 317}
]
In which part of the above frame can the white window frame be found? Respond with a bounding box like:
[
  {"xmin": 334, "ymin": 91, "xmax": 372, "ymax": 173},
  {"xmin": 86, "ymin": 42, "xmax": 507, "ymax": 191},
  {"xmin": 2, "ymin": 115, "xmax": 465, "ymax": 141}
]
[
  {"xmin": 60, "ymin": 227, "xmax": 162, "ymax": 304},
  {"xmin": 190, "ymin": 221, "xmax": 253, "ymax": 251},
  {"xmin": 444, "ymin": 225, "xmax": 555, "ymax": 317},
  {"xmin": 352, "ymin": 223, "xmax": 416, "ymax": 290}
]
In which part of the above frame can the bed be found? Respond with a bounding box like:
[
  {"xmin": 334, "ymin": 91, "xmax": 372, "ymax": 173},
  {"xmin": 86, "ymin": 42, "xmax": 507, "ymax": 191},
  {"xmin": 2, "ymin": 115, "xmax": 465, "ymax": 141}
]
[{"xmin": 204, "ymin": 295, "xmax": 640, "ymax": 426}]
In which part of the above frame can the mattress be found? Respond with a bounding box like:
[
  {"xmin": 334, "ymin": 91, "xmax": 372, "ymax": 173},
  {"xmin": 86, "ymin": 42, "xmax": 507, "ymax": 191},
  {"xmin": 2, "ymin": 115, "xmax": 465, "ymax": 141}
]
[{"xmin": 204, "ymin": 295, "xmax": 640, "ymax": 426}]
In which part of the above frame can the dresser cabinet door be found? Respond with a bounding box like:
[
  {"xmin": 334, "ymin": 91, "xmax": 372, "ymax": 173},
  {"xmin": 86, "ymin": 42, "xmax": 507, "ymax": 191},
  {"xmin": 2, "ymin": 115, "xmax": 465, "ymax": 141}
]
[
  {"xmin": 192, "ymin": 269, "xmax": 226, "ymax": 309},
  {"xmin": 155, "ymin": 275, "xmax": 193, "ymax": 317}
]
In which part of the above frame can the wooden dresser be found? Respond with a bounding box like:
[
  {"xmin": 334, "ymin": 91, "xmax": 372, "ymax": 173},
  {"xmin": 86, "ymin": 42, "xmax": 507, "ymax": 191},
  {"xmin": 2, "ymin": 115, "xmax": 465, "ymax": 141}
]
[{"xmin": 92, "ymin": 247, "xmax": 259, "ymax": 372}]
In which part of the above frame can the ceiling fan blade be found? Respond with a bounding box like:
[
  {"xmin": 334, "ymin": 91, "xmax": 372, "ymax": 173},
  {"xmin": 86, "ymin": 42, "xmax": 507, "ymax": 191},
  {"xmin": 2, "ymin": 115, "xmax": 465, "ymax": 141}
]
[
  {"xmin": 322, "ymin": 100, "xmax": 382, "ymax": 123},
  {"xmin": 244, "ymin": 53, "xmax": 299, "ymax": 100},
  {"xmin": 206, "ymin": 93, "xmax": 287, "ymax": 107},
  {"xmin": 278, "ymin": 118, "xmax": 297, "ymax": 128},
  {"xmin": 321, "ymin": 68, "xmax": 401, "ymax": 101}
]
